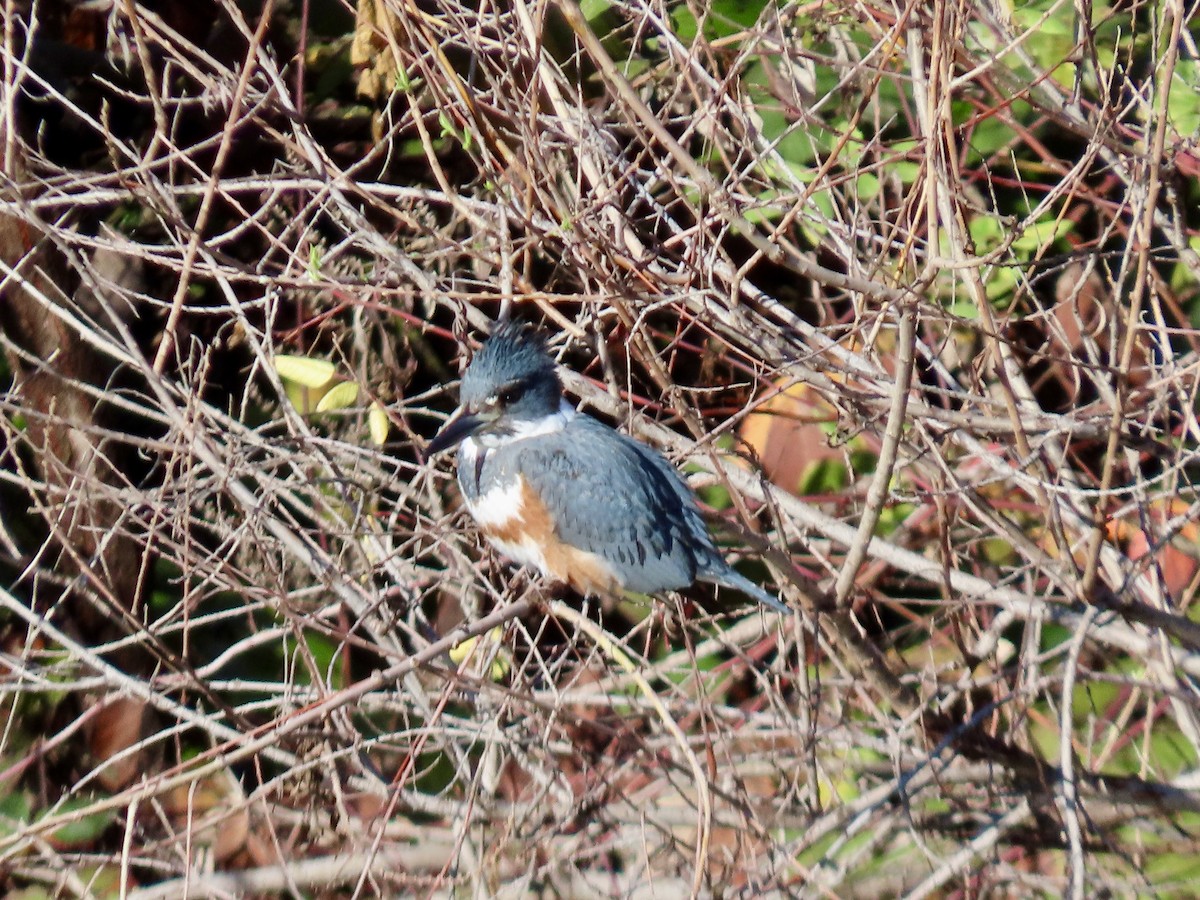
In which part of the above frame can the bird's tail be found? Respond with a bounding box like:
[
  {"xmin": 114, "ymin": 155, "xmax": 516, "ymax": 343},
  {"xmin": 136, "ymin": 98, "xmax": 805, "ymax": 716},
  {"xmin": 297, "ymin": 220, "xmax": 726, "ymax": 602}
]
[{"xmin": 701, "ymin": 566, "xmax": 789, "ymax": 614}]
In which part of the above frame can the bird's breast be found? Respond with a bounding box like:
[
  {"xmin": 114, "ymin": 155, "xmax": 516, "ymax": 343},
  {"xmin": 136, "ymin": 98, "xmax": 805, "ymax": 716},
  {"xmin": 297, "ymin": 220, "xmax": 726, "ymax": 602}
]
[{"xmin": 464, "ymin": 472, "xmax": 621, "ymax": 596}]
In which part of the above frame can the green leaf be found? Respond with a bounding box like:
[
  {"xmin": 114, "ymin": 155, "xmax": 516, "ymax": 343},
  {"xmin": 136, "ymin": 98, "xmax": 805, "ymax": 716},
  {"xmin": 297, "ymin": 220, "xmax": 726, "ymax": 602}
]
[
  {"xmin": 798, "ymin": 458, "xmax": 849, "ymax": 495},
  {"xmin": 1169, "ymin": 60, "xmax": 1200, "ymax": 135},
  {"xmin": 48, "ymin": 798, "xmax": 114, "ymax": 847},
  {"xmin": 670, "ymin": 5, "xmax": 698, "ymax": 42},
  {"xmin": 968, "ymin": 213, "xmax": 1007, "ymax": 252},
  {"xmin": 579, "ymin": 0, "xmax": 611, "ymax": 23},
  {"xmin": 1011, "ymin": 217, "xmax": 1073, "ymax": 254},
  {"xmin": 0, "ymin": 790, "xmax": 31, "ymax": 833},
  {"xmin": 855, "ymin": 172, "xmax": 880, "ymax": 200},
  {"xmin": 946, "ymin": 300, "xmax": 981, "ymax": 321},
  {"xmin": 696, "ymin": 481, "xmax": 731, "ymax": 510}
]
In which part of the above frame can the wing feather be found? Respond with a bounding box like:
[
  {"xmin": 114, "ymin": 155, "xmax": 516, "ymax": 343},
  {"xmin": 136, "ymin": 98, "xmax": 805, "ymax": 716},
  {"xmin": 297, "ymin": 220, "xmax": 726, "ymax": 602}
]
[{"xmin": 513, "ymin": 416, "xmax": 712, "ymax": 594}]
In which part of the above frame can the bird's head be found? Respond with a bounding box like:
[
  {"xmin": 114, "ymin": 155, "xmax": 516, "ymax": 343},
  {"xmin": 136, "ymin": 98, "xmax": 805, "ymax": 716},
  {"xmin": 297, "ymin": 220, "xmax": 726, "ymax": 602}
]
[{"xmin": 426, "ymin": 323, "xmax": 564, "ymax": 454}]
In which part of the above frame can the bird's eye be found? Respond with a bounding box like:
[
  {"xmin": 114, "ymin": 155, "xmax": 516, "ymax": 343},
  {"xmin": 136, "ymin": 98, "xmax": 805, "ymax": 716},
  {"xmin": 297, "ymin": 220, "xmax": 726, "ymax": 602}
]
[{"xmin": 496, "ymin": 382, "xmax": 525, "ymax": 406}]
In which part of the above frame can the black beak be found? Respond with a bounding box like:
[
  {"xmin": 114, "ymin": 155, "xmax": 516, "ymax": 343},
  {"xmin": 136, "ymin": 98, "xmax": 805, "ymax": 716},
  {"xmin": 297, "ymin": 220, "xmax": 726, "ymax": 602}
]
[{"xmin": 426, "ymin": 408, "xmax": 485, "ymax": 457}]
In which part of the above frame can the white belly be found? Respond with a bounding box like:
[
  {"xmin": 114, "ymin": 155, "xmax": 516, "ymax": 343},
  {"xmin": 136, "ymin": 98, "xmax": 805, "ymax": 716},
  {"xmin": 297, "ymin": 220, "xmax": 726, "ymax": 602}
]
[
  {"xmin": 463, "ymin": 476, "xmax": 551, "ymax": 576},
  {"xmin": 486, "ymin": 534, "xmax": 549, "ymax": 574}
]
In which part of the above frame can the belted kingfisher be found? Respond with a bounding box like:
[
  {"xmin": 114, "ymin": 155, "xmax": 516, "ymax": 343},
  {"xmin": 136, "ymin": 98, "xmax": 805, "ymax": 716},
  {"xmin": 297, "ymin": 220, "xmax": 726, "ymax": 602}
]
[{"xmin": 426, "ymin": 323, "xmax": 788, "ymax": 614}]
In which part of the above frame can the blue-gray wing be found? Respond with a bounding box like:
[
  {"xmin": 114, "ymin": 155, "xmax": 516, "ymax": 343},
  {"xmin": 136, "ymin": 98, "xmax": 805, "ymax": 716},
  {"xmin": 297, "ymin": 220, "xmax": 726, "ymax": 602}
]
[{"xmin": 513, "ymin": 416, "xmax": 714, "ymax": 594}]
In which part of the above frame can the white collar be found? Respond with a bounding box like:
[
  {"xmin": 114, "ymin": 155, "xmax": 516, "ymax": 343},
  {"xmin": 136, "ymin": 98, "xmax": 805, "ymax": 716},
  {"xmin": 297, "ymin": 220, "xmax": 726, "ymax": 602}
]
[{"xmin": 468, "ymin": 399, "xmax": 576, "ymax": 450}]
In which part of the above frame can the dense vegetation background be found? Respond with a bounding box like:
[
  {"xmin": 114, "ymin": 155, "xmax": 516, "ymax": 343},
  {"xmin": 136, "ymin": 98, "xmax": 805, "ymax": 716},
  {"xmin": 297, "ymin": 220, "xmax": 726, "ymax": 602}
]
[{"xmin": 1, "ymin": 0, "xmax": 1199, "ymax": 895}]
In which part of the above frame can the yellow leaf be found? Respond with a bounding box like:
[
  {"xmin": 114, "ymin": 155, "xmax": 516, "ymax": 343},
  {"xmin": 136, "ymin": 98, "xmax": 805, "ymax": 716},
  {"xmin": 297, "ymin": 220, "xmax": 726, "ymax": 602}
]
[
  {"xmin": 450, "ymin": 633, "xmax": 481, "ymax": 665},
  {"xmin": 314, "ymin": 380, "xmax": 360, "ymax": 412},
  {"xmin": 275, "ymin": 355, "xmax": 336, "ymax": 388},
  {"xmin": 450, "ymin": 627, "xmax": 511, "ymax": 680},
  {"xmin": 368, "ymin": 402, "xmax": 390, "ymax": 445}
]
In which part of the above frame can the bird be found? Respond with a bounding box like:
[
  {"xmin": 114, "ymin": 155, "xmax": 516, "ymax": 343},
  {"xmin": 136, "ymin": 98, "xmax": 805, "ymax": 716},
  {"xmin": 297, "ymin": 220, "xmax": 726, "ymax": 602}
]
[{"xmin": 425, "ymin": 323, "xmax": 788, "ymax": 614}]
